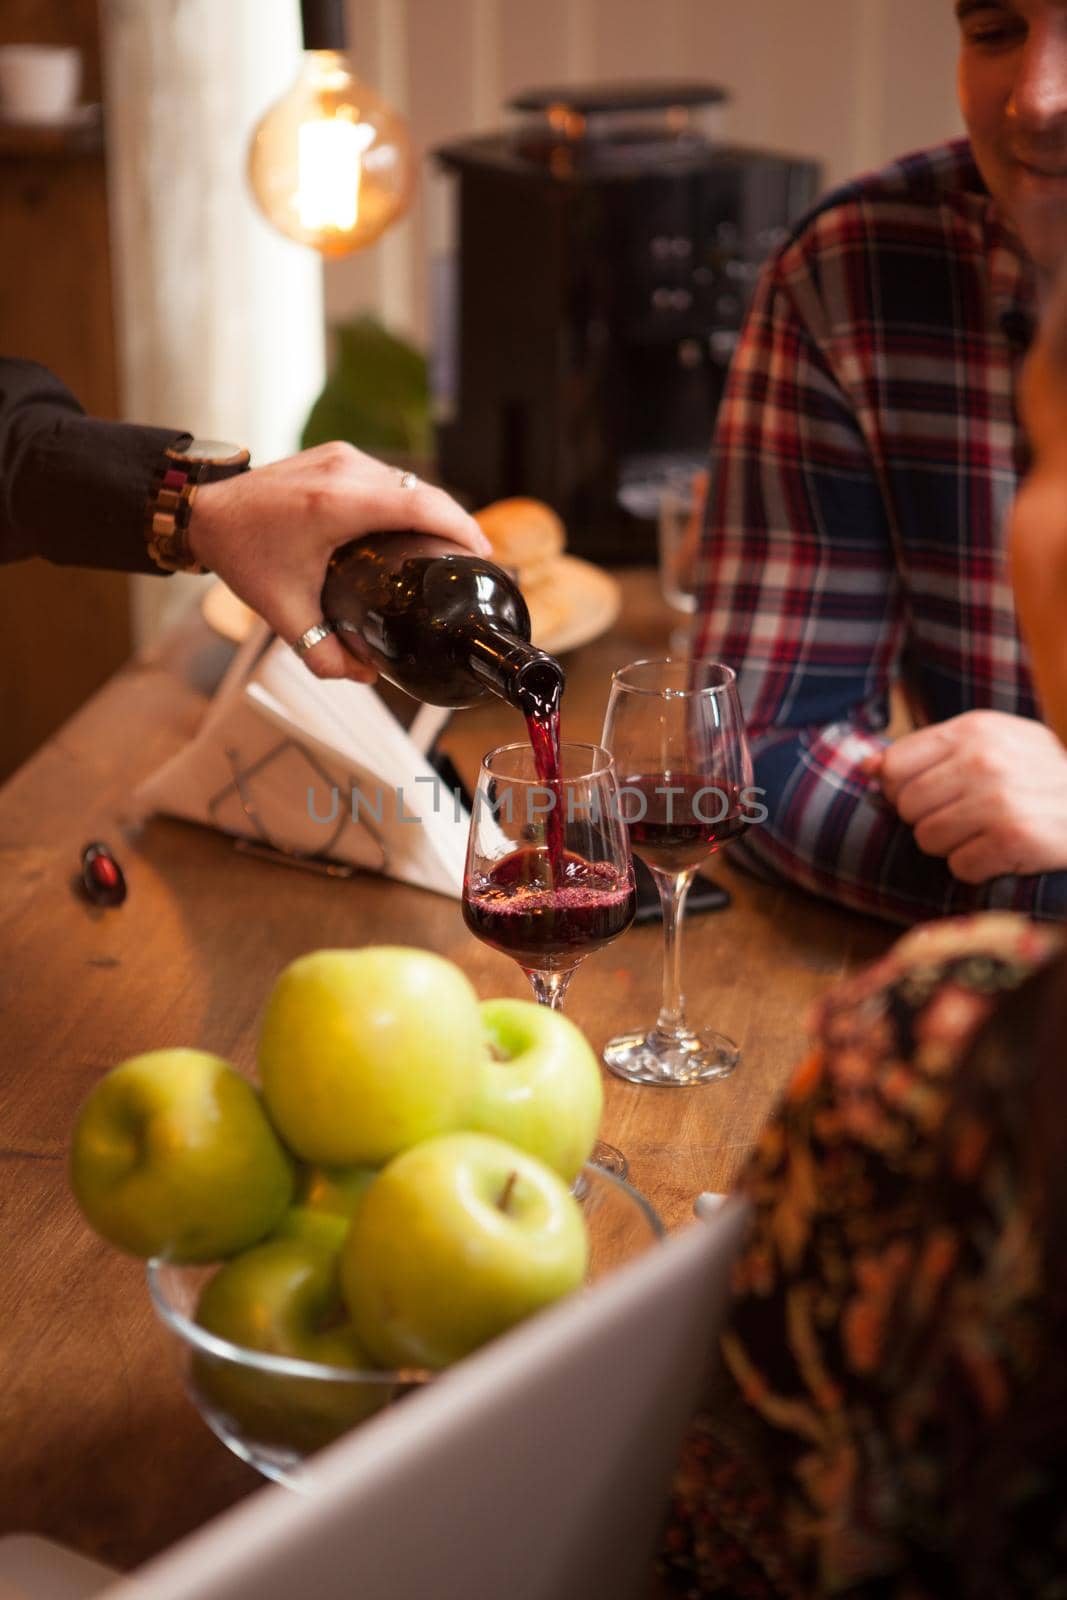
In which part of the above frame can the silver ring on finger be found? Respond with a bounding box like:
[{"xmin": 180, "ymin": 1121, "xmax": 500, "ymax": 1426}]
[
  {"xmin": 397, "ymin": 469, "xmax": 419, "ymax": 490},
  {"xmin": 292, "ymin": 619, "xmax": 336, "ymax": 656}
]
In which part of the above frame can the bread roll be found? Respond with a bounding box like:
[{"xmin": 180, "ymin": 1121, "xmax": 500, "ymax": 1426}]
[{"xmin": 474, "ymin": 498, "xmax": 566, "ymax": 588}]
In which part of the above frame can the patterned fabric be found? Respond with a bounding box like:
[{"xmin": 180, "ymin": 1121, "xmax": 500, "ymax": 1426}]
[
  {"xmin": 659, "ymin": 912, "xmax": 1067, "ymax": 1598},
  {"xmin": 691, "ymin": 139, "xmax": 1067, "ymax": 924}
]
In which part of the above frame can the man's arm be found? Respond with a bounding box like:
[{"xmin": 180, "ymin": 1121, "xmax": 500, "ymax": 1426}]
[
  {"xmin": 693, "ymin": 266, "xmax": 1067, "ymax": 923},
  {"xmin": 0, "ymin": 359, "xmax": 493, "ymax": 686},
  {"xmin": 0, "ymin": 359, "xmax": 188, "ymax": 572}
]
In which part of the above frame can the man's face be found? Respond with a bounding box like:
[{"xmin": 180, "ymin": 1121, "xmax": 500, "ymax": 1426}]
[{"xmin": 957, "ymin": 0, "xmax": 1067, "ymax": 270}]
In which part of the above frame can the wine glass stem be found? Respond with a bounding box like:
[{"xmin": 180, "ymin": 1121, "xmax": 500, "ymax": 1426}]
[
  {"xmin": 524, "ymin": 968, "xmax": 576, "ymax": 1011},
  {"xmin": 654, "ymin": 867, "xmax": 696, "ymax": 1034}
]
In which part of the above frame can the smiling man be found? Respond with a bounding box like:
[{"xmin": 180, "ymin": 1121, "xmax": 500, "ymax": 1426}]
[{"xmin": 694, "ymin": 0, "xmax": 1067, "ymax": 923}]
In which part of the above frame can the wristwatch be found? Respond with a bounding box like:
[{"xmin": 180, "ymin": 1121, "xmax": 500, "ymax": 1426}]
[{"xmin": 145, "ymin": 438, "xmax": 251, "ymax": 574}]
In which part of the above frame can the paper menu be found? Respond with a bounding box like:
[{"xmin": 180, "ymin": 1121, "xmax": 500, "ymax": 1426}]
[{"xmin": 133, "ymin": 625, "xmax": 471, "ymax": 899}]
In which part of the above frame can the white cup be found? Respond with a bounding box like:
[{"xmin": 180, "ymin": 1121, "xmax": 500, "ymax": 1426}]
[{"xmin": 0, "ymin": 45, "xmax": 82, "ymax": 125}]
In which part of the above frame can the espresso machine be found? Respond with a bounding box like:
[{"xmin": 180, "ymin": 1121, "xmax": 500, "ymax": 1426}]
[{"xmin": 434, "ymin": 82, "xmax": 821, "ymax": 563}]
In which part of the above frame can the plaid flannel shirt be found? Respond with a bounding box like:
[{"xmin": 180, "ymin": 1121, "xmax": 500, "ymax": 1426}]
[{"xmin": 693, "ymin": 138, "xmax": 1067, "ymax": 925}]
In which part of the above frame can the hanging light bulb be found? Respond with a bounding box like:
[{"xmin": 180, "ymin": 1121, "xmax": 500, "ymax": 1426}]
[{"xmin": 248, "ymin": 0, "xmax": 415, "ymax": 258}]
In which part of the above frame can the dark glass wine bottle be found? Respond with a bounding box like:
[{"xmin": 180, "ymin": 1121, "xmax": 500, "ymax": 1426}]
[{"xmin": 321, "ymin": 531, "xmax": 565, "ymax": 716}]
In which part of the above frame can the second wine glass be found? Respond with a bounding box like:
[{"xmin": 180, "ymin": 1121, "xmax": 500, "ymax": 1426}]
[
  {"xmin": 462, "ymin": 741, "xmax": 636, "ymax": 1176},
  {"xmin": 601, "ymin": 658, "xmax": 754, "ymax": 1086}
]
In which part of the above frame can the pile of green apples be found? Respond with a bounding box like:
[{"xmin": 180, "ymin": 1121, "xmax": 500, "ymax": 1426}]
[{"xmin": 70, "ymin": 947, "xmax": 604, "ymax": 1388}]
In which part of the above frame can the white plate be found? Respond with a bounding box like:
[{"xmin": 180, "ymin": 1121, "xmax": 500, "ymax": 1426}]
[
  {"xmin": 200, "ymin": 554, "xmax": 622, "ymax": 659},
  {"xmin": 529, "ymin": 555, "xmax": 621, "ymax": 655}
]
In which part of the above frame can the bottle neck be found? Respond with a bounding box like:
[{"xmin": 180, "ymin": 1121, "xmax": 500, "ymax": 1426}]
[{"xmin": 465, "ymin": 623, "xmax": 565, "ymax": 719}]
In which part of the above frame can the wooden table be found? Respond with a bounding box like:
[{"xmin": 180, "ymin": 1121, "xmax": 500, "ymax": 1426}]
[{"xmin": 0, "ymin": 571, "xmax": 892, "ymax": 1569}]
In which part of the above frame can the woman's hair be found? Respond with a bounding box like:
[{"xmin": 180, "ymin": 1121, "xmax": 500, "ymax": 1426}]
[{"xmin": 938, "ymin": 949, "xmax": 1067, "ymax": 1598}]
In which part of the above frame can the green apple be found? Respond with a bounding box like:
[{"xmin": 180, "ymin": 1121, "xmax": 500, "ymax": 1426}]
[
  {"xmin": 258, "ymin": 947, "xmax": 486, "ymax": 1165},
  {"xmin": 271, "ymin": 1161, "xmax": 380, "ymax": 1252},
  {"xmin": 474, "ymin": 999, "xmax": 604, "ymax": 1183},
  {"xmin": 342, "ymin": 1132, "xmax": 589, "ymax": 1370},
  {"xmin": 270, "ymin": 1205, "xmax": 351, "ymax": 1255},
  {"xmin": 70, "ymin": 1049, "xmax": 293, "ymax": 1262},
  {"xmin": 196, "ymin": 1236, "xmax": 370, "ymax": 1369},
  {"xmin": 296, "ymin": 1162, "xmax": 379, "ymax": 1219},
  {"xmin": 193, "ymin": 1236, "xmax": 386, "ymax": 1451}
]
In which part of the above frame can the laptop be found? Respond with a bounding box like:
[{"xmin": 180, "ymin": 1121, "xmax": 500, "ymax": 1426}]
[{"xmin": 0, "ymin": 1203, "xmax": 747, "ymax": 1600}]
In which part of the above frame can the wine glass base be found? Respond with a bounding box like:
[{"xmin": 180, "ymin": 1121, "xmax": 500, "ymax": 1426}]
[
  {"xmin": 603, "ymin": 1027, "xmax": 739, "ymax": 1086},
  {"xmin": 587, "ymin": 1140, "xmax": 629, "ymax": 1179}
]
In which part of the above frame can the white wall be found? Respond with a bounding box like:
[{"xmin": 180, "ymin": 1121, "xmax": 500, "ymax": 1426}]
[{"xmin": 325, "ymin": 0, "xmax": 965, "ymax": 346}]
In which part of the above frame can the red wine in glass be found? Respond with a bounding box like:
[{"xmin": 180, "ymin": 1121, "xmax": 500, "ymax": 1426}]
[
  {"xmin": 463, "ymin": 741, "xmax": 636, "ymax": 1178},
  {"xmin": 621, "ymin": 775, "xmax": 745, "ymax": 874},
  {"xmin": 463, "ymin": 848, "xmax": 636, "ymax": 971},
  {"xmin": 524, "ymin": 705, "xmax": 565, "ymax": 876},
  {"xmin": 601, "ymin": 659, "xmax": 754, "ymax": 1087}
]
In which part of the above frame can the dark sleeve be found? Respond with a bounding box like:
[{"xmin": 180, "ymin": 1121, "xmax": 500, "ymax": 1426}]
[{"xmin": 0, "ymin": 358, "xmax": 191, "ymax": 573}]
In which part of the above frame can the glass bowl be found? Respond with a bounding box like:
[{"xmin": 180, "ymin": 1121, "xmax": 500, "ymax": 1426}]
[{"xmin": 147, "ymin": 1162, "xmax": 664, "ymax": 1489}]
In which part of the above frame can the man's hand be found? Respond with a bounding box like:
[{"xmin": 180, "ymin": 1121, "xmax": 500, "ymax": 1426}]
[
  {"xmin": 187, "ymin": 442, "xmax": 491, "ymax": 683},
  {"xmin": 871, "ymin": 710, "xmax": 1067, "ymax": 883}
]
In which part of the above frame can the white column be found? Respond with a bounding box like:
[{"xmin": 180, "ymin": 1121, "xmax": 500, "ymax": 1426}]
[
  {"xmin": 373, "ymin": 0, "xmax": 416, "ymax": 337},
  {"xmin": 100, "ymin": 0, "xmax": 327, "ymax": 644}
]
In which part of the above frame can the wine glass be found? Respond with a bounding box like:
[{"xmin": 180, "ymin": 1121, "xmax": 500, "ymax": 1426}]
[
  {"xmin": 601, "ymin": 658, "xmax": 754, "ymax": 1085},
  {"xmin": 657, "ymin": 470, "xmax": 707, "ymax": 657},
  {"xmin": 463, "ymin": 741, "xmax": 637, "ymax": 1176}
]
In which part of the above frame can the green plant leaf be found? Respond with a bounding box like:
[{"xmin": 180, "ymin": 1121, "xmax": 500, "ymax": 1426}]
[{"xmin": 301, "ymin": 314, "xmax": 430, "ymax": 456}]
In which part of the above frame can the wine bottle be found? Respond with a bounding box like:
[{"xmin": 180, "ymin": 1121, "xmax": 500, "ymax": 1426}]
[{"xmin": 321, "ymin": 530, "xmax": 565, "ymax": 715}]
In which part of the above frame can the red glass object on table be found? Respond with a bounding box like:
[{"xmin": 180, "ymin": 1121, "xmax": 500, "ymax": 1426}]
[
  {"xmin": 80, "ymin": 841, "xmax": 127, "ymax": 907},
  {"xmin": 462, "ymin": 742, "xmax": 636, "ymax": 1177},
  {"xmin": 601, "ymin": 658, "xmax": 755, "ymax": 1086}
]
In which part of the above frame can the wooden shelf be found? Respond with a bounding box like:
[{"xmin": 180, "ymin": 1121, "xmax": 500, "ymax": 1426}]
[
  {"xmin": 0, "ymin": 88, "xmax": 122, "ymax": 780},
  {"xmin": 0, "ymin": 104, "xmax": 102, "ymax": 157}
]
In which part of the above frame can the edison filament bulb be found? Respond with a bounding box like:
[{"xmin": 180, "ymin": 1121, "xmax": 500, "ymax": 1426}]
[{"xmin": 249, "ymin": 50, "xmax": 415, "ymax": 258}]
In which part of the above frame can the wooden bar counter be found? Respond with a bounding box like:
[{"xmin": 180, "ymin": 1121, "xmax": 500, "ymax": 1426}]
[{"xmin": 0, "ymin": 571, "xmax": 892, "ymax": 1569}]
